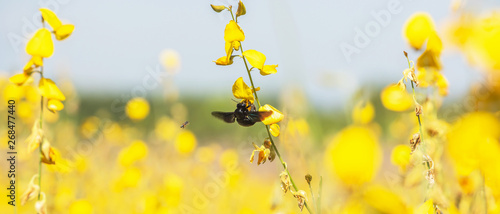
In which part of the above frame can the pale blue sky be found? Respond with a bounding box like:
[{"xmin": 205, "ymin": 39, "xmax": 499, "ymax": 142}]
[{"xmin": 1, "ymin": 0, "xmax": 498, "ymax": 109}]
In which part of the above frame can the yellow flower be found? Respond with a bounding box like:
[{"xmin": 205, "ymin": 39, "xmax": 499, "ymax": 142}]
[
  {"xmin": 380, "ymin": 84, "xmax": 412, "ymax": 112},
  {"xmin": 390, "ymin": 145, "xmax": 412, "ymax": 172},
  {"xmin": 9, "ymin": 73, "xmax": 32, "ymax": 86},
  {"xmin": 269, "ymin": 124, "xmax": 280, "ymax": 137},
  {"xmin": 20, "ymin": 175, "xmax": 39, "ymax": 205},
  {"xmin": 214, "ymin": 37, "xmax": 237, "ymax": 66},
  {"xmin": 40, "ymin": 8, "xmax": 75, "ymax": 41},
  {"xmin": 26, "ymin": 121, "xmax": 43, "ymax": 153},
  {"xmin": 38, "ymin": 78, "xmax": 66, "ymax": 101},
  {"xmin": 160, "ymin": 49, "xmax": 181, "ymax": 72},
  {"xmin": 47, "ymin": 99, "xmax": 64, "ymax": 113},
  {"xmin": 258, "ymin": 104, "xmax": 284, "ymax": 125},
  {"xmin": 23, "ymin": 56, "xmax": 43, "ymax": 72},
  {"xmin": 210, "ymin": 4, "xmax": 226, "ymax": 13},
  {"xmin": 352, "ymin": 100, "xmax": 375, "ymax": 124},
  {"xmin": 125, "ymin": 97, "xmax": 150, "ymax": 121},
  {"xmin": 117, "ymin": 140, "xmax": 149, "ymax": 167},
  {"xmin": 242, "ymin": 49, "xmax": 278, "ymax": 76},
  {"xmin": 26, "ymin": 28, "xmax": 54, "ymax": 58},
  {"xmin": 120, "ymin": 167, "xmax": 142, "ymax": 188},
  {"xmin": 249, "ymin": 140, "xmax": 275, "ymax": 165},
  {"xmin": 175, "ymin": 130, "xmax": 197, "ymax": 155},
  {"xmin": 363, "ymin": 185, "xmax": 409, "ymax": 214},
  {"xmin": 447, "ymin": 112, "xmax": 500, "ymax": 175},
  {"xmin": 291, "ymin": 190, "xmax": 308, "ymax": 211},
  {"xmin": 232, "ymin": 77, "xmax": 254, "ymax": 101},
  {"xmin": 403, "ymin": 12, "xmax": 435, "ymax": 50},
  {"xmin": 435, "ymin": 72, "xmax": 449, "ymax": 96},
  {"xmin": 224, "ymin": 20, "xmax": 245, "ymax": 49},
  {"xmin": 69, "ymin": 199, "xmax": 93, "ymax": 214},
  {"xmin": 325, "ymin": 125, "xmax": 381, "ymax": 187}
]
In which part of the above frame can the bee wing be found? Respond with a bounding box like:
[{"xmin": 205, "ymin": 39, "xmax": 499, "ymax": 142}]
[
  {"xmin": 247, "ymin": 111, "xmax": 273, "ymax": 122},
  {"xmin": 211, "ymin": 111, "xmax": 236, "ymax": 123}
]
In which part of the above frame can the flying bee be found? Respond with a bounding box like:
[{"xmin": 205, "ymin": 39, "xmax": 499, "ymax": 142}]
[
  {"xmin": 180, "ymin": 121, "xmax": 189, "ymax": 128},
  {"xmin": 211, "ymin": 101, "xmax": 272, "ymax": 127}
]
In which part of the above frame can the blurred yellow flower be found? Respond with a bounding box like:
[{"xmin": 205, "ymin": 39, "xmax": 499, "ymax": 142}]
[
  {"xmin": 232, "ymin": 77, "xmax": 254, "ymax": 101},
  {"xmin": 352, "ymin": 100, "xmax": 375, "ymax": 124},
  {"xmin": 447, "ymin": 112, "xmax": 500, "ymax": 175},
  {"xmin": 126, "ymin": 97, "xmax": 150, "ymax": 121},
  {"xmin": 363, "ymin": 185, "xmax": 409, "ymax": 214},
  {"xmin": 258, "ymin": 104, "xmax": 284, "ymax": 125},
  {"xmin": 414, "ymin": 199, "xmax": 434, "ymax": 214},
  {"xmin": 390, "ymin": 145, "xmax": 412, "ymax": 172},
  {"xmin": 381, "ymin": 84, "xmax": 412, "ymax": 112},
  {"xmin": 155, "ymin": 116, "xmax": 178, "ymax": 141},
  {"xmin": 448, "ymin": 12, "xmax": 500, "ymax": 71},
  {"xmin": 403, "ymin": 12, "xmax": 435, "ymax": 50},
  {"xmin": 26, "ymin": 28, "xmax": 54, "ymax": 58},
  {"xmin": 120, "ymin": 167, "xmax": 142, "ymax": 188},
  {"xmin": 160, "ymin": 49, "xmax": 181, "ymax": 72},
  {"xmin": 174, "ymin": 130, "xmax": 197, "ymax": 155},
  {"xmin": 118, "ymin": 140, "xmax": 149, "ymax": 167},
  {"xmin": 163, "ymin": 173, "xmax": 184, "ymax": 206},
  {"xmin": 69, "ymin": 199, "xmax": 93, "ymax": 214},
  {"xmin": 17, "ymin": 101, "xmax": 33, "ymax": 120},
  {"xmin": 325, "ymin": 125, "xmax": 381, "ymax": 187},
  {"xmin": 220, "ymin": 148, "xmax": 239, "ymax": 169},
  {"xmin": 54, "ymin": 24, "xmax": 75, "ymax": 41}
]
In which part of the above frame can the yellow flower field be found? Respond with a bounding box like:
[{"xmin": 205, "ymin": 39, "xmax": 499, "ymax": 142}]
[{"xmin": 1, "ymin": 1, "xmax": 500, "ymax": 213}]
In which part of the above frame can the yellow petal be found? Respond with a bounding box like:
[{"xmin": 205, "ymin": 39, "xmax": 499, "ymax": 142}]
[
  {"xmin": 363, "ymin": 185, "xmax": 409, "ymax": 214},
  {"xmin": 352, "ymin": 101, "xmax": 375, "ymax": 124},
  {"xmin": 426, "ymin": 31, "xmax": 443, "ymax": 54},
  {"xmin": 55, "ymin": 24, "xmax": 75, "ymax": 41},
  {"xmin": 390, "ymin": 145, "xmax": 412, "ymax": 172},
  {"xmin": 232, "ymin": 77, "xmax": 254, "ymax": 100},
  {"xmin": 416, "ymin": 49, "xmax": 442, "ymax": 70},
  {"xmin": 214, "ymin": 56, "xmax": 234, "ymax": 66},
  {"xmin": 224, "ymin": 20, "xmax": 245, "ymax": 43},
  {"xmin": 258, "ymin": 104, "xmax": 284, "ymax": 125},
  {"xmin": 40, "ymin": 8, "xmax": 62, "ymax": 30},
  {"xmin": 47, "ymin": 99, "xmax": 64, "ymax": 113},
  {"xmin": 435, "ymin": 72, "xmax": 449, "ymax": 96},
  {"xmin": 9, "ymin": 73, "xmax": 31, "ymax": 86},
  {"xmin": 125, "ymin": 97, "xmax": 150, "ymax": 121},
  {"xmin": 269, "ymin": 124, "xmax": 280, "ymax": 137},
  {"xmin": 261, "ymin": 64, "xmax": 278, "ymax": 76},
  {"xmin": 403, "ymin": 12, "xmax": 435, "ymax": 50},
  {"xmin": 26, "ymin": 28, "xmax": 54, "ymax": 58},
  {"xmin": 38, "ymin": 78, "xmax": 66, "ymax": 101},
  {"xmin": 242, "ymin": 49, "xmax": 266, "ymax": 70},
  {"xmin": 380, "ymin": 84, "xmax": 412, "ymax": 112},
  {"xmin": 414, "ymin": 199, "xmax": 434, "ymax": 214}
]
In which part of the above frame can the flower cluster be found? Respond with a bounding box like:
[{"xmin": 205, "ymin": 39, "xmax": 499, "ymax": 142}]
[
  {"xmin": 210, "ymin": 1, "xmax": 314, "ymax": 212},
  {"xmin": 10, "ymin": 8, "xmax": 74, "ymax": 213}
]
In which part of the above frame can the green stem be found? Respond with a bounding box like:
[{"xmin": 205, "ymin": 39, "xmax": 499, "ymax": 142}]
[
  {"xmin": 229, "ymin": 9, "xmax": 312, "ymax": 214},
  {"xmin": 405, "ymin": 54, "xmax": 431, "ymax": 202},
  {"xmin": 38, "ymin": 67, "xmax": 44, "ymax": 201}
]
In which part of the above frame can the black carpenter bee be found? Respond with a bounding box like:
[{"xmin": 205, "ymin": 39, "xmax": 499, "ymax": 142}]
[{"xmin": 212, "ymin": 101, "xmax": 272, "ymax": 127}]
